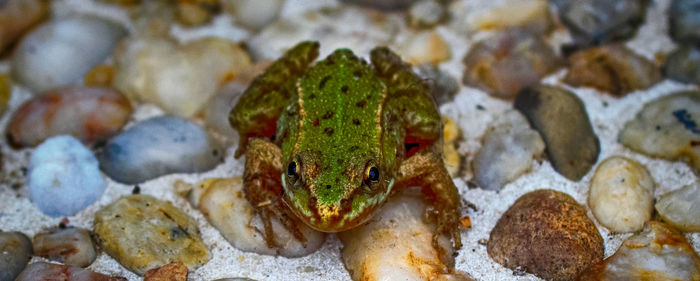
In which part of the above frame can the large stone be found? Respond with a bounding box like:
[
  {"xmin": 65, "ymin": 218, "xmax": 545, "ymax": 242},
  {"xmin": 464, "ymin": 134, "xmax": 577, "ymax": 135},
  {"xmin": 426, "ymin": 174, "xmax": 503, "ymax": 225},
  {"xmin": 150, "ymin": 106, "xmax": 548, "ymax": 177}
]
[
  {"xmin": 33, "ymin": 227, "xmax": 97, "ymax": 268},
  {"xmin": 94, "ymin": 195, "xmax": 211, "ymax": 275},
  {"xmin": 669, "ymin": 0, "xmax": 700, "ymax": 45},
  {"xmin": 514, "ymin": 84, "xmax": 600, "ymax": 181},
  {"xmin": 0, "ymin": 232, "xmax": 32, "ymax": 281},
  {"xmin": 655, "ymin": 182, "xmax": 700, "ymax": 232},
  {"xmin": 488, "ymin": 189, "xmax": 603, "ymax": 281}
]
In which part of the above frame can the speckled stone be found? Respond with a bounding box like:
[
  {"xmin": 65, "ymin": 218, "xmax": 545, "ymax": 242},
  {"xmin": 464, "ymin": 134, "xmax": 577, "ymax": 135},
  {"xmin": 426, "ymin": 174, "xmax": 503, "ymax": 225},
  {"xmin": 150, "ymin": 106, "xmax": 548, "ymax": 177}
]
[
  {"xmin": 144, "ymin": 262, "xmax": 187, "ymax": 281},
  {"xmin": 14, "ymin": 262, "xmax": 127, "ymax": 281},
  {"xmin": 0, "ymin": 232, "xmax": 32, "ymax": 281},
  {"xmin": 488, "ymin": 189, "xmax": 604, "ymax": 281},
  {"xmin": 33, "ymin": 227, "xmax": 97, "ymax": 268},
  {"xmin": 94, "ymin": 195, "xmax": 210, "ymax": 275},
  {"xmin": 655, "ymin": 182, "xmax": 700, "ymax": 232},
  {"xmin": 619, "ymin": 91, "xmax": 700, "ymax": 171},
  {"xmin": 514, "ymin": 84, "xmax": 600, "ymax": 181},
  {"xmin": 664, "ymin": 46, "xmax": 700, "ymax": 85},
  {"xmin": 669, "ymin": 0, "xmax": 700, "ymax": 45}
]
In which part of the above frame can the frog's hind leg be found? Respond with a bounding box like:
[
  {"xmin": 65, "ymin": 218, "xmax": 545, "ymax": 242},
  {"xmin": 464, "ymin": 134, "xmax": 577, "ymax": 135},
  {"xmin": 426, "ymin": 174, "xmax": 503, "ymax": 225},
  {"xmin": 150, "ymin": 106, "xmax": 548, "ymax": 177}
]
[
  {"xmin": 244, "ymin": 138, "xmax": 307, "ymax": 251},
  {"xmin": 230, "ymin": 41, "xmax": 319, "ymax": 158}
]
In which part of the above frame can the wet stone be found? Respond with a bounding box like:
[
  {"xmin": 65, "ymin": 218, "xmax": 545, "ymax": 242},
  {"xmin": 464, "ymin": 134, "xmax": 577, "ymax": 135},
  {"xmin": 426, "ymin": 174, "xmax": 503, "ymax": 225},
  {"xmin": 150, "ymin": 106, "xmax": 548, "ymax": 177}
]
[
  {"xmin": 669, "ymin": 0, "xmax": 700, "ymax": 45},
  {"xmin": 462, "ymin": 30, "xmax": 562, "ymax": 99},
  {"xmin": 6, "ymin": 86, "xmax": 133, "ymax": 148},
  {"xmin": 619, "ymin": 91, "xmax": 700, "ymax": 171},
  {"xmin": 33, "ymin": 227, "xmax": 97, "ymax": 268},
  {"xmin": 578, "ymin": 221, "xmax": 700, "ymax": 280},
  {"xmin": 515, "ymin": 84, "xmax": 600, "ymax": 181},
  {"xmin": 0, "ymin": 232, "xmax": 32, "ymax": 281},
  {"xmin": 94, "ymin": 194, "xmax": 210, "ymax": 275},
  {"xmin": 416, "ymin": 64, "xmax": 459, "ymax": 106},
  {"xmin": 472, "ymin": 110, "xmax": 545, "ymax": 191},
  {"xmin": 664, "ymin": 46, "xmax": 700, "ymax": 85},
  {"xmin": 655, "ymin": 182, "xmax": 700, "ymax": 232},
  {"xmin": 144, "ymin": 262, "xmax": 187, "ymax": 281},
  {"xmin": 14, "ymin": 262, "xmax": 126, "ymax": 281},
  {"xmin": 563, "ymin": 45, "xmax": 661, "ymax": 97},
  {"xmin": 487, "ymin": 189, "xmax": 603, "ymax": 281},
  {"xmin": 27, "ymin": 135, "xmax": 106, "ymax": 217},
  {"xmin": 588, "ymin": 156, "xmax": 654, "ymax": 232},
  {"xmin": 98, "ymin": 116, "xmax": 221, "ymax": 184}
]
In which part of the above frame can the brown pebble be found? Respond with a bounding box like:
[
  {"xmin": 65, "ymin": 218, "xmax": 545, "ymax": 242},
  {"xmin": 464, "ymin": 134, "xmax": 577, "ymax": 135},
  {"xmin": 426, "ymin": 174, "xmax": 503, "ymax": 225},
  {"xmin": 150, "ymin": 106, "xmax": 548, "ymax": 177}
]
[{"xmin": 144, "ymin": 262, "xmax": 188, "ymax": 281}]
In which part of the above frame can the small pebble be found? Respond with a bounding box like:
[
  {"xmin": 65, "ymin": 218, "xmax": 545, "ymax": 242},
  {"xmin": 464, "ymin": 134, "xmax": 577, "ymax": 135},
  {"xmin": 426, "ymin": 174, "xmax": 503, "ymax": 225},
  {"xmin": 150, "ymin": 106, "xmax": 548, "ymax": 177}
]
[
  {"xmin": 98, "ymin": 116, "xmax": 221, "ymax": 184},
  {"xmin": 11, "ymin": 16, "xmax": 127, "ymax": 93},
  {"xmin": 176, "ymin": 0, "xmax": 221, "ymax": 27},
  {"xmin": 398, "ymin": 30, "xmax": 451, "ymax": 65},
  {"xmin": 407, "ymin": 0, "xmax": 445, "ymax": 29},
  {"xmin": 577, "ymin": 221, "xmax": 700, "ymax": 280},
  {"xmin": 341, "ymin": 0, "xmax": 417, "ymax": 10},
  {"xmin": 655, "ymin": 182, "xmax": 700, "ymax": 232},
  {"xmin": 6, "ymin": 86, "xmax": 132, "ymax": 148},
  {"xmin": 0, "ymin": 0, "xmax": 50, "ymax": 53},
  {"xmin": 619, "ymin": 91, "xmax": 700, "ymax": 171},
  {"xmin": 472, "ymin": 110, "xmax": 545, "ymax": 191},
  {"xmin": 487, "ymin": 189, "xmax": 603, "ymax": 281},
  {"xmin": 0, "ymin": 232, "xmax": 32, "ymax": 281},
  {"xmin": 451, "ymin": 0, "xmax": 553, "ymax": 35},
  {"xmin": 27, "ymin": 135, "xmax": 106, "ymax": 217},
  {"xmin": 33, "ymin": 227, "xmax": 97, "ymax": 268},
  {"xmin": 94, "ymin": 194, "xmax": 210, "ymax": 275},
  {"xmin": 416, "ymin": 64, "xmax": 459, "ymax": 106},
  {"xmin": 222, "ymin": 0, "xmax": 284, "ymax": 30},
  {"xmin": 663, "ymin": 46, "xmax": 700, "ymax": 85},
  {"xmin": 588, "ymin": 156, "xmax": 654, "ymax": 232},
  {"xmin": 563, "ymin": 45, "xmax": 662, "ymax": 96},
  {"xmin": 669, "ymin": 0, "xmax": 700, "ymax": 45},
  {"xmin": 14, "ymin": 262, "xmax": 126, "ymax": 281},
  {"xmin": 144, "ymin": 262, "xmax": 187, "ymax": 281},
  {"xmin": 84, "ymin": 65, "xmax": 116, "ymax": 87},
  {"xmin": 462, "ymin": 30, "xmax": 562, "ymax": 99}
]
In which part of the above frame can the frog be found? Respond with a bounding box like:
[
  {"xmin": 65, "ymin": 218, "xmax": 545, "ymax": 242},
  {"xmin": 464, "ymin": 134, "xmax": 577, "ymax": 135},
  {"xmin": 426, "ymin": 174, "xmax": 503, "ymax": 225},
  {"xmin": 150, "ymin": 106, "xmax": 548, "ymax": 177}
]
[{"xmin": 229, "ymin": 41, "xmax": 462, "ymax": 252}]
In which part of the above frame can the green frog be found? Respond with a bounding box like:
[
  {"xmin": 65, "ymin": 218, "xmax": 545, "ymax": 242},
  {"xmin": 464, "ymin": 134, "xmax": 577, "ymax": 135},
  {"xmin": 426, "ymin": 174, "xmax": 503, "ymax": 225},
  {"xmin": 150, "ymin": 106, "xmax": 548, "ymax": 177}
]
[{"xmin": 229, "ymin": 41, "xmax": 462, "ymax": 251}]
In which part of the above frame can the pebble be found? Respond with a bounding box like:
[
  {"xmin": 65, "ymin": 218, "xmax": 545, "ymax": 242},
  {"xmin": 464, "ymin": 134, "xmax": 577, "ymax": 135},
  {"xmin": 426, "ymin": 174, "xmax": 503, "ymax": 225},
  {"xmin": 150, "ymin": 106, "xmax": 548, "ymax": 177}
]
[
  {"xmin": 0, "ymin": 0, "xmax": 50, "ymax": 53},
  {"xmin": 487, "ymin": 189, "xmax": 603, "ymax": 281},
  {"xmin": 0, "ymin": 74, "xmax": 10, "ymax": 115},
  {"xmin": 6, "ymin": 86, "xmax": 133, "ymax": 148},
  {"xmin": 397, "ymin": 30, "xmax": 451, "ymax": 65},
  {"xmin": 450, "ymin": 0, "xmax": 553, "ymax": 35},
  {"xmin": 341, "ymin": 0, "xmax": 417, "ymax": 10},
  {"xmin": 664, "ymin": 46, "xmax": 700, "ymax": 85},
  {"xmin": 14, "ymin": 262, "xmax": 127, "ymax": 281},
  {"xmin": 113, "ymin": 36, "xmax": 251, "ymax": 117},
  {"xmin": 193, "ymin": 178, "xmax": 325, "ymax": 257},
  {"xmin": 176, "ymin": 0, "xmax": 221, "ymax": 27},
  {"xmin": 669, "ymin": 0, "xmax": 700, "ymax": 45},
  {"xmin": 222, "ymin": 0, "xmax": 284, "ymax": 30},
  {"xmin": 563, "ymin": 45, "xmax": 662, "ymax": 97},
  {"xmin": 144, "ymin": 262, "xmax": 187, "ymax": 281},
  {"xmin": 84, "ymin": 65, "xmax": 116, "ymax": 88},
  {"xmin": 27, "ymin": 135, "xmax": 106, "ymax": 217},
  {"xmin": 472, "ymin": 110, "xmax": 545, "ymax": 191},
  {"xmin": 619, "ymin": 91, "xmax": 700, "ymax": 171},
  {"xmin": 416, "ymin": 64, "xmax": 459, "ymax": 106},
  {"xmin": 514, "ymin": 84, "xmax": 600, "ymax": 181},
  {"xmin": 94, "ymin": 194, "xmax": 210, "ymax": 275},
  {"xmin": 32, "ymin": 227, "xmax": 97, "ymax": 268},
  {"xmin": 11, "ymin": 16, "xmax": 127, "ymax": 93},
  {"xmin": 577, "ymin": 221, "xmax": 700, "ymax": 280},
  {"xmin": 462, "ymin": 30, "xmax": 562, "ymax": 99},
  {"xmin": 588, "ymin": 156, "xmax": 654, "ymax": 232},
  {"xmin": 407, "ymin": 0, "xmax": 446, "ymax": 29},
  {"xmin": 98, "ymin": 116, "xmax": 221, "ymax": 184},
  {"xmin": 0, "ymin": 232, "xmax": 32, "ymax": 281},
  {"xmin": 552, "ymin": 0, "xmax": 650, "ymax": 51},
  {"xmin": 655, "ymin": 182, "xmax": 700, "ymax": 232}
]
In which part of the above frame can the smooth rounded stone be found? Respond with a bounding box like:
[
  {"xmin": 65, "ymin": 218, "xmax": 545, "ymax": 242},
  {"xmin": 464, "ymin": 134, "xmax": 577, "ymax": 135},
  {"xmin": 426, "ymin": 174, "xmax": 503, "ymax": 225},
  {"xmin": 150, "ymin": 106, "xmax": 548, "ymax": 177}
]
[
  {"xmin": 588, "ymin": 156, "xmax": 654, "ymax": 233},
  {"xmin": 462, "ymin": 30, "xmax": 563, "ymax": 100},
  {"xmin": 176, "ymin": 0, "xmax": 221, "ymax": 27},
  {"xmin": 416, "ymin": 64, "xmax": 459, "ymax": 106},
  {"xmin": 669, "ymin": 0, "xmax": 700, "ymax": 45},
  {"xmin": 450, "ymin": 0, "xmax": 553, "ymax": 35},
  {"xmin": 664, "ymin": 46, "xmax": 700, "ymax": 85},
  {"xmin": 32, "ymin": 227, "xmax": 97, "ymax": 268},
  {"xmin": 407, "ymin": 0, "xmax": 445, "ymax": 29},
  {"xmin": 14, "ymin": 262, "xmax": 127, "ymax": 281},
  {"xmin": 0, "ymin": 0, "xmax": 50, "ymax": 54},
  {"xmin": 98, "ymin": 116, "xmax": 222, "ymax": 184},
  {"xmin": 472, "ymin": 110, "xmax": 545, "ymax": 191},
  {"xmin": 113, "ymin": 36, "xmax": 251, "ymax": 117},
  {"xmin": 11, "ymin": 16, "xmax": 127, "ymax": 93},
  {"xmin": 27, "ymin": 135, "xmax": 106, "ymax": 217},
  {"xmin": 94, "ymin": 194, "xmax": 211, "ymax": 275},
  {"xmin": 0, "ymin": 74, "xmax": 10, "ymax": 115},
  {"xmin": 552, "ymin": 0, "xmax": 649, "ymax": 51},
  {"xmin": 221, "ymin": 0, "xmax": 284, "ymax": 30},
  {"xmin": 655, "ymin": 182, "xmax": 700, "ymax": 232},
  {"xmin": 193, "ymin": 178, "xmax": 325, "ymax": 257},
  {"xmin": 514, "ymin": 84, "xmax": 600, "ymax": 181},
  {"xmin": 577, "ymin": 221, "xmax": 700, "ymax": 280},
  {"xmin": 397, "ymin": 30, "xmax": 451, "ymax": 65},
  {"xmin": 563, "ymin": 45, "xmax": 662, "ymax": 97},
  {"xmin": 6, "ymin": 86, "xmax": 133, "ymax": 148},
  {"xmin": 340, "ymin": 0, "xmax": 417, "ymax": 11},
  {"xmin": 339, "ymin": 188, "xmax": 462, "ymax": 281},
  {"xmin": 487, "ymin": 189, "xmax": 604, "ymax": 281},
  {"xmin": 144, "ymin": 262, "xmax": 187, "ymax": 281},
  {"xmin": 0, "ymin": 232, "xmax": 32, "ymax": 281},
  {"xmin": 619, "ymin": 91, "xmax": 700, "ymax": 171}
]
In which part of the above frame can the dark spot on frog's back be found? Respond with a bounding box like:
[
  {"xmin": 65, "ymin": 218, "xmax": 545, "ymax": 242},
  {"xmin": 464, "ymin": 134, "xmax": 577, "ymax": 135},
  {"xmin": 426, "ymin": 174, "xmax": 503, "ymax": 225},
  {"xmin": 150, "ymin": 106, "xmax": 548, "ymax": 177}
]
[
  {"xmin": 324, "ymin": 127, "xmax": 334, "ymax": 136},
  {"xmin": 319, "ymin": 76, "xmax": 331, "ymax": 89},
  {"xmin": 313, "ymin": 118, "xmax": 320, "ymax": 127},
  {"xmin": 356, "ymin": 100, "xmax": 366, "ymax": 108},
  {"xmin": 352, "ymin": 119, "xmax": 361, "ymax": 125},
  {"xmin": 353, "ymin": 70, "xmax": 363, "ymax": 79},
  {"xmin": 341, "ymin": 85, "xmax": 349, "ymax": 94},
  {"xmin": 322, "ymin": 111, "xmax": 334, "ymax": 119}
]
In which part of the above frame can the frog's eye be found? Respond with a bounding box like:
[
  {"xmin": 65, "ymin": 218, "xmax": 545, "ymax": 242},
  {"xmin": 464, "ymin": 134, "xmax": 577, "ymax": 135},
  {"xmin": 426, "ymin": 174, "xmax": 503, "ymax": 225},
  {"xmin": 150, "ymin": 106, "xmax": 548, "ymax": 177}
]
[
  {"xmin": 364, "ymin": 166, "xmax": 379, "ymax": 183},
  {"xmin": 287, "ymin": 161, "xmax": 299, "ymax": 178}
]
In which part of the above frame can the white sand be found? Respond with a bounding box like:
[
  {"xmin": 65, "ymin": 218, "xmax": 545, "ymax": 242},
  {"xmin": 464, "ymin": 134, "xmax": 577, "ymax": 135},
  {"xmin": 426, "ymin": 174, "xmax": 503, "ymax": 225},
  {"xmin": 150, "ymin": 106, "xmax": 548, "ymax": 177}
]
[{"xmin": 1, "ymin": 0, "xmax": 698, "ymax": 280}]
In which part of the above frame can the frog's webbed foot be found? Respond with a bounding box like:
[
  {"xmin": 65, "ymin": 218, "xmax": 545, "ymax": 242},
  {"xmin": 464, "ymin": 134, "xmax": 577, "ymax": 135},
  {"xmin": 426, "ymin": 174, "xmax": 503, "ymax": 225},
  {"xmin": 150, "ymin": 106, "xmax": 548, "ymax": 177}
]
[{"xmin": 244, "ymin": 138, "xmax": 307, "ymax": 250}]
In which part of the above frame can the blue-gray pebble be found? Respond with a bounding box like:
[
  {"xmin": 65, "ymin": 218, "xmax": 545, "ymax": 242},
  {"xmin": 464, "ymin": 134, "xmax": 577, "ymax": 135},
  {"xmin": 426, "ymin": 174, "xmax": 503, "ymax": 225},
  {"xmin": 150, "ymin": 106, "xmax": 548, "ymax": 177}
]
[
  {"xmin": 669, "ymin": 0, "xmax": 700, "ymax": 45},
  {"xmin": 98, "ymin": 116, "xmax": 221, "ymax": 184},
  {"xmin": 27, "ymin": 135, "xmax": 106, "ymax": 217},
  {"xmin": 0, "ymin": 232, "xmax": 33, "ymax": 281}
]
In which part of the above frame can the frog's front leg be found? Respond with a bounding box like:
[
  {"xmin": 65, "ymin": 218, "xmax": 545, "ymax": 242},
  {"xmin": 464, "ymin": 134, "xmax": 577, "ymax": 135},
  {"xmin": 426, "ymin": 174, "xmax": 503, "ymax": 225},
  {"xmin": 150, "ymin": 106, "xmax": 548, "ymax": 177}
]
[{"xmin": 244, "ymin": 138, "xmax": 307, "ymax": 250}]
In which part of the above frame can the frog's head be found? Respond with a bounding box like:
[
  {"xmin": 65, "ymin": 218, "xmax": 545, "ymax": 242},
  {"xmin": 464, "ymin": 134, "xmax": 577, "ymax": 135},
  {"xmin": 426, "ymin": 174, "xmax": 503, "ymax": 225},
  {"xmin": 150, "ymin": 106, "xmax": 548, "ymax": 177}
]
[{"xmin": 281, "ymin": 149, "xmax": 394, "ymax": 232}]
